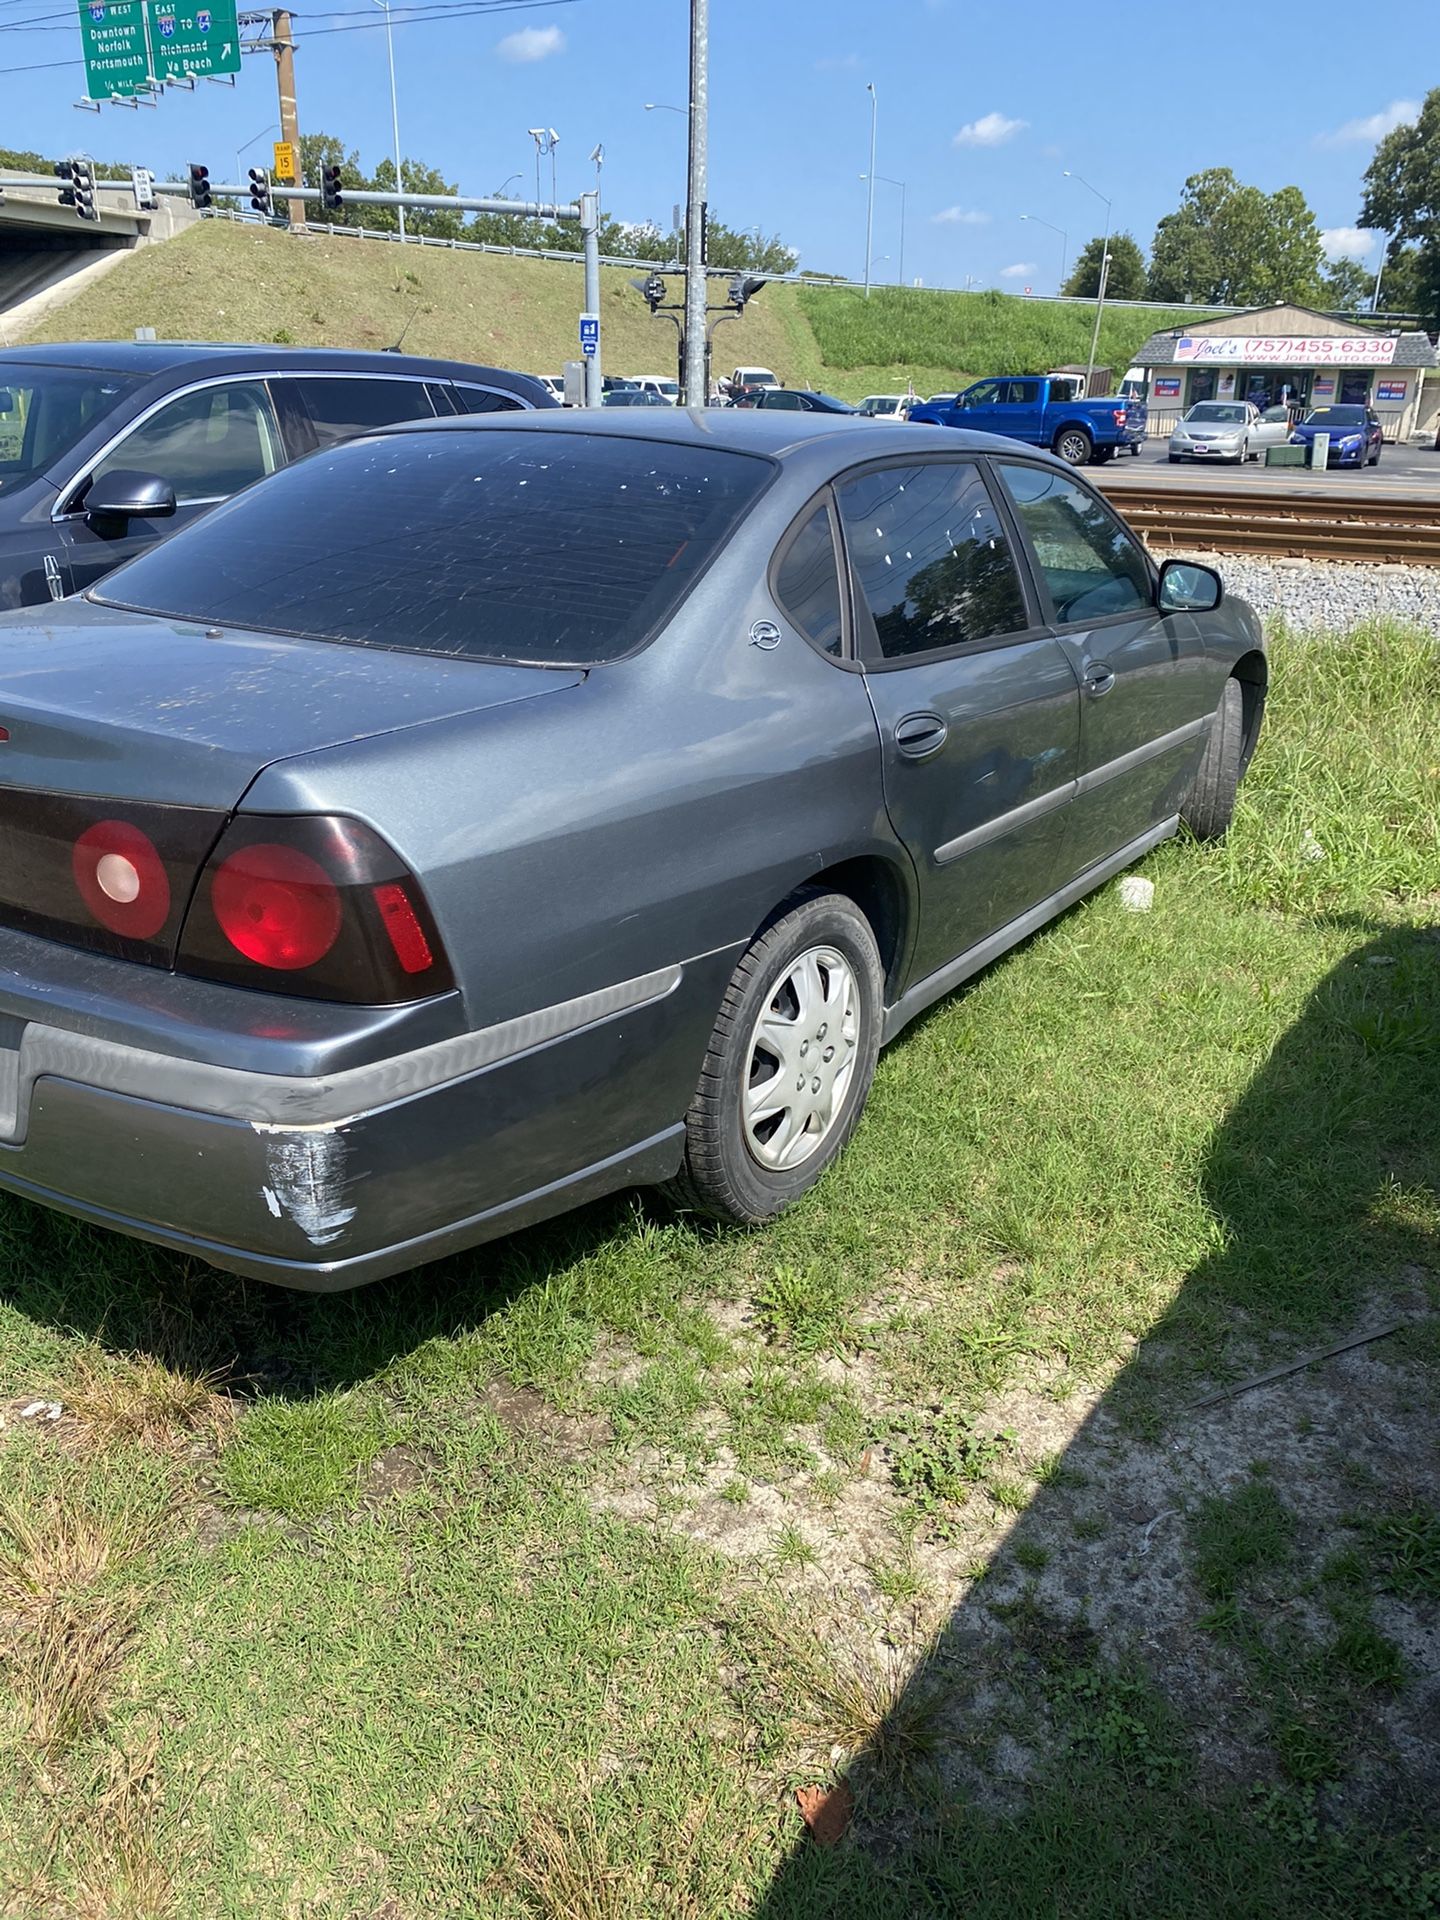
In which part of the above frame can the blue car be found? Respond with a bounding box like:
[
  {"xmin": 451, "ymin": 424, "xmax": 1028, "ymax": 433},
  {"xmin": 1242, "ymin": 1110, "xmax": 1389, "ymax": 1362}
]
[{"xmin": 1289, "ymin": 403, "xmax": 1383, "ymax": 468}]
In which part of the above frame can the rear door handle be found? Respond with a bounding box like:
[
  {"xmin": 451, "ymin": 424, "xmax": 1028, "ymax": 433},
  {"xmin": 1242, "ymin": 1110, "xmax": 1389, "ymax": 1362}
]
[
  {"xmin": 1083, "ymin": 661, "xmax": 1116, "ymax": 698},
  {"xmin": 894, "ymin": 711, "xmax": 949, "ymax": 759}
]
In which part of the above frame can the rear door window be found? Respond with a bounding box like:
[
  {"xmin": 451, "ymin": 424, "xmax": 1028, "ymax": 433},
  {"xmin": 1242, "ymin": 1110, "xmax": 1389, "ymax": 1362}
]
[
  {"xmin": 95, "ymin": 427, "xmax": 775, "ymax": 666},
  {"xmin": 452, "ymin": 385, "xmax": 525, "ymax": 415},
  {"xmin": 836, "ymin": 460, "xmax": 1030, "ymax": 661},
  {"xmin": 290, "ymin": 375, "xmax": 438, "ymax": 448},
  {"xmin": 773, "ymin": 503, "xmax": 843, "ymax": 658}
]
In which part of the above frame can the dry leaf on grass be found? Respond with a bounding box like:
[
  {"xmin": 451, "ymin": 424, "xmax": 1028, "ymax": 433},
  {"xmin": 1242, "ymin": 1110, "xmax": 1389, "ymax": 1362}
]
[{"xmin": 795, "ymin": 1779, "xmax": 854, "ymax": 1847}]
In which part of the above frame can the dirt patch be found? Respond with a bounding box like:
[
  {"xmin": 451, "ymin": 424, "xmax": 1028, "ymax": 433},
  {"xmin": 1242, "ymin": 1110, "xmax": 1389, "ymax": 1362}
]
[
  {"xmin": 477, "ymin": 1379, "xmax": 611, "ymax": 1464},
  {"xmin": 363, "ymin": 1443, "xmax": 443, "ymax": 1503}
]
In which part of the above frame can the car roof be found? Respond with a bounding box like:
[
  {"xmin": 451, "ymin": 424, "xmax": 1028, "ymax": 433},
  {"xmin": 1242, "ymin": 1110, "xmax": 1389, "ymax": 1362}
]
[
  {"xmin": 0, "ymin": 340, "xmax": 538, "ymax": 385},
  {"xmin": 365, "ymin": 405, "xmax": 1070, "ymax": 470}
]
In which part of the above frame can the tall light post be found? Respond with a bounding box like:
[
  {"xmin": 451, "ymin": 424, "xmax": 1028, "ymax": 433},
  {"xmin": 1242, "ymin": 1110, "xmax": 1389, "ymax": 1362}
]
[
  {"xmin": 1020, "ymin": 212, "xmax": 1068, "ymax": 292},
  {"xmin": 373, "ymin": 0, "xmax": 405, "ymax": 240},
  {"xmin": 1371, "ymin": 233, "xmax": 1389, "ymax": 313},
  {"xmin": 861, "ymin": 171, "xmax": 905, "ymax": 286},
  {"xmin": 1064, "ymin": 169, "xmax": 1112, "ymax": 391},
  {"xmin": 236, "ymin": 121, "xmax": 279, "ymax": 188},
  {"xmin": 863, "ymin": 82, "xmax": 877, "ymax": 298},
  {"xmin": 495, "ymin": 172, "xmax": 523, "ymax": 197}
]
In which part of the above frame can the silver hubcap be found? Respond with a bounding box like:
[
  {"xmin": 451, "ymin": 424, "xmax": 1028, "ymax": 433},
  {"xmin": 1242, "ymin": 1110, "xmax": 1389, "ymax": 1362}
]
[{"xmin": 742, "ymin": 946, "xmax": 859, "ymax": 1171}]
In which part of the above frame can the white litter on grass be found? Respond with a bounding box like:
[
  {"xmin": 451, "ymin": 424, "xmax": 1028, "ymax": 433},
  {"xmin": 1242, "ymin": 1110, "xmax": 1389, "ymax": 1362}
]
[
  {"xmin": 1301, "ymin": 830, "xmax": 1327, "ymax": 862},
  {"xmin": 1118, "ymin": 875, "xmax": 1155, "ymax": 912},
  {"xmin": 19, "ymin": 1400, "xmax": 62, "ymax": 1422}
]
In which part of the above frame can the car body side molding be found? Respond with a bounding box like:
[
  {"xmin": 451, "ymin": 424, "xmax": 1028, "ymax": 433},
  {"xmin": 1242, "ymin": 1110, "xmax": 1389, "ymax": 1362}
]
[{"xmin": 883, "ymin": 815, "xmax": 1179, "ymax": 1044}]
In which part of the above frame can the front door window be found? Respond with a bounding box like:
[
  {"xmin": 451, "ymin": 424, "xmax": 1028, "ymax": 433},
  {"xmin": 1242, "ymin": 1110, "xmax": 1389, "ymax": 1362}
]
[{"xmin": 88, "ymin": 380, "xmax": 282, "ymax": 506}]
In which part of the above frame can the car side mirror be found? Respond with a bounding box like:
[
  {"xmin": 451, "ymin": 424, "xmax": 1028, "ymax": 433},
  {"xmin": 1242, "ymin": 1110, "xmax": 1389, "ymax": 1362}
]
[
  {"xmin": 84, "ymin": 469, "xmax": 178, "ymax": 527},
  {"xmin": 1157, "ymin": 557, "xmax": 1223, "ymax": 614}
]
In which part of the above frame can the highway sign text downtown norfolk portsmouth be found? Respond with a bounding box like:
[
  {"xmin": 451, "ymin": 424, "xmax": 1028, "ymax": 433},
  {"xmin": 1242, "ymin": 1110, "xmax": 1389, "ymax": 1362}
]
[{"xmin": 77, "ymin": 0, "xmax": 240, "ymax": 99}]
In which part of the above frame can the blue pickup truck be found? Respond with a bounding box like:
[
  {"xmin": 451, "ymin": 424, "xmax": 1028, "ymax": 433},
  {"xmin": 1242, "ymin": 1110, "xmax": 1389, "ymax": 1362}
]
[{"xmin": 908, "ymin": 376, "xmax": 1146, "ymax": 465}]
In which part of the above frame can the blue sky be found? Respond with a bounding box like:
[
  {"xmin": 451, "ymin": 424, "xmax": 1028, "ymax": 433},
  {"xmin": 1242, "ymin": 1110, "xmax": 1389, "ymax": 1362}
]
[{"xmin": 3, "ymin": 0, "xmax": 1433, "ymax": 291}]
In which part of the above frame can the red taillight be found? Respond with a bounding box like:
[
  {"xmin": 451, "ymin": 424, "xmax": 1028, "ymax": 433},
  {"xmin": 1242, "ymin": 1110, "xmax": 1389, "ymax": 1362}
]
[
  {"xmin": 372, "ymin": 881, "xmax": 433, "ymax": 975},
  {"xmin": 72, "ymin": 819, "xmax": 171, "ymax": 940},
  {"xmin": 176, "ymin": 814, "xmax": 453, "ymax": 1004},
  {"xmin": 210, "ymin": 842, "xmax": 343, "ymax": 971}
]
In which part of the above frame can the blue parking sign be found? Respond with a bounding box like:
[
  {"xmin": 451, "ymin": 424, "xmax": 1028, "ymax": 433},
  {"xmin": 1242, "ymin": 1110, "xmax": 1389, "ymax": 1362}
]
[{"xmin": 579, "ymin": 313, "xmax": 599, "ymax": 348}]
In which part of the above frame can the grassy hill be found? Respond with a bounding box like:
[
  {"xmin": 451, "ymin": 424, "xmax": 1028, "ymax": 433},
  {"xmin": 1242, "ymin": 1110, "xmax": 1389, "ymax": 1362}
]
[{"xmin": 17, "ymin": 220, "xmax": 1218, "ymax": 399}]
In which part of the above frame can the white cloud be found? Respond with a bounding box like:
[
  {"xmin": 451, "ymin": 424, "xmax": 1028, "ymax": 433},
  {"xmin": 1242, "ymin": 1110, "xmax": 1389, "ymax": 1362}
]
[
  {"xmin": 953, "ymin": 111, "xmax": 1026, "ymax": 148},
  {"xmin": 814, "ymin": 52, "xmax": 860, "ymax": 70},
  {"xmin": 1321, "ymin": 226, "xmax": 1378, "ymax": 260},
  {"xmin": 932, "ymin": 205, "xmax": 990, "ymax": 225},
  {"xmin": 1000, "ymin": 261, "xmax": 1036, "ymax": 279},
  {"xmin": 496, "ymin": 24, "xmax": 565, "ymax": 62},
  {"xmin": 1317, "ymin": 99, "xmax": 1417, "ymax": 146}
]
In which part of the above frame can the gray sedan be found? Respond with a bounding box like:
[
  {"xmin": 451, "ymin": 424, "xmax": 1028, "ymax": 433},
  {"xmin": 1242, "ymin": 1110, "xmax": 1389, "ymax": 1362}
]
[
  {"xmin": 1168, "ymin": 399, "xmax": 1290, "ymax": 463},
  {"xmin": 0, "ymin": 411, "xmax": 1265, "ymax": 1288}
]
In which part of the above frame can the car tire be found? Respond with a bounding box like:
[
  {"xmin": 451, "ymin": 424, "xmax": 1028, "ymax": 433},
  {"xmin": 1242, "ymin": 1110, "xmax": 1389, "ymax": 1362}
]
[
  {"xmin": 665, "ymin": 890, "xmax": 883, "ymax": 1226},
  {"xmin": 1055, "ymin": 427, "xmax": 1093, "ymax": 466},
  {"xmin": 1130, "ymin": 442, "xmax": 1142, "ymax": 456},
  {"xmin": 1369, "ymin": 446, "xmax": 1381, "ymax": 466},
  {"xmin": 1168, "ymin": 453, "xmax": 1181, "ymax": 463},
  {"xmin": 1182, "ymin": 677, "xmax": 1246, "ymax": 841}
]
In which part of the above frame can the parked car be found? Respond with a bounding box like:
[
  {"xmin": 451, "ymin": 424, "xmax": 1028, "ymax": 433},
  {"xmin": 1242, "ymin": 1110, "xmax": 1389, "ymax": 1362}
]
[
  {"xmin": 529, "ymin": 375, "xmax": 565, "ymax": 401},
  {"xmin": 910, "ymin": 375, "xmax": 1146, "ymax": 464},
  {"xmin": 1289, "ymin": 404, "xmax": 1383, "ymax": 468},
  {"xmin": 0, "ymin": 409, "xmax": 1264, "ymax": 1288},
  {"xmin": 722, "ymin": 365, "xmax": 780, "ymax": 403},
  {"xmin": 0, "ymin": 343, "xmax": 554, "ymax": 611},
  {"xmin": 750, "ymin": 389, "xmax": 858, "ymax": 414},
  {"xmin": 1167, "ymin": 400, "xmax": 1277, "ymax": 463},
  {"xmin": 629, "ymin": 375, "xmax": 681, "ymax": 404},
  {"xmin": 602, "ymin": 388, "xmax": 671, "ymax": 407},
  {"xmin": 857, "ymin": 395, "xmax": 911, "ymax": 421}
]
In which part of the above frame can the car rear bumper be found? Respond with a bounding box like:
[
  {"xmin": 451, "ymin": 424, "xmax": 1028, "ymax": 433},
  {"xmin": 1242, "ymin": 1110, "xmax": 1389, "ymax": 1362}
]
[{"xmin": 0, "ymin": 945, "xmax": 737, "ymax": 1290}]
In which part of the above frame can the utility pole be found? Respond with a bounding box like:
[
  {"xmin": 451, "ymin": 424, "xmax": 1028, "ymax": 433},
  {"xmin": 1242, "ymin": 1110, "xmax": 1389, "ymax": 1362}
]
[
  {"xmin": 272, "ymin": 8, "xmax": 303, "ymax": 226},
  {"xmin": 682, "ymin": 0, "xmax": 708, "ymax": 406},
  {"xmin": 581, "ymin": 189, "xmax": 601, "ymax": 408},
  {"xmin": 1086, "ymin": 246, "xmax": 1112, "ymax": 393}
]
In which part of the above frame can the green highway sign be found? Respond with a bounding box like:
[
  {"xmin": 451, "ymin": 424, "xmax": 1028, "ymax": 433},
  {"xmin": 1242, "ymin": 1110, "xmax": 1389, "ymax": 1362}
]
[
  {"xmin": 77, "ymin": 0, "xmax": 151, "ymax": 100},
  {"xmin": 146, "ymin": 0, "xmax": 240, "ymax": 81}
]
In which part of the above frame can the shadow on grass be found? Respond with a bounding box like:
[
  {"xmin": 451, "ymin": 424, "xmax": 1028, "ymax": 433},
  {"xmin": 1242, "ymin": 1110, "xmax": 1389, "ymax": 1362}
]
[{"xmin": 755, "ymin": 918, "xmax": 1440, "ymax": 1919}]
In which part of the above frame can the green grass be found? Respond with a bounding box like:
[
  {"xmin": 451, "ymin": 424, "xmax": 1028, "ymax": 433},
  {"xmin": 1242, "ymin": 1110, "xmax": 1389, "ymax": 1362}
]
[
  {"xmin": 18, "ymin": 217, "xmax": 1220, "ymax": 403},
  {"xmin": 0, "ymin": 623, "xmax": 1436, "ymax": 1915}
]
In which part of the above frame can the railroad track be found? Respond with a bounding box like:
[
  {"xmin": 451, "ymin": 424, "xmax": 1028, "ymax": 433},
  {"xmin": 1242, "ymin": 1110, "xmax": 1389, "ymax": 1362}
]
[{"xmin": 1096, "ymin": 481, "xmax": 1440, "ymax": 567}]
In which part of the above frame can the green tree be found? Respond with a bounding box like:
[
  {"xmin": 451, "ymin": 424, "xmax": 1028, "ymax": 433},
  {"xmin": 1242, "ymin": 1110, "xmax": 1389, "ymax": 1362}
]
[
  {"xmin": 1146, "ymin": 169, "xmax": 1323, "ymax": 305},
  {"xmin": 1321, "ymin": 255, "xmax": 1375, "ymax": 311},
  {"xmin": 1359, "ymin": 89, "xmax": 1440, "ymax": 327},
  {"xmin": 369, "ymin": 156, "xmax": 465, "ymax": 239},
  {"xmin": 1063, "ymin": 231, "xmax": 1146, "ymax": 301},
  {"xmin": 1374, "ymin": 243, "xmax": 1427, "ymax": 317}
]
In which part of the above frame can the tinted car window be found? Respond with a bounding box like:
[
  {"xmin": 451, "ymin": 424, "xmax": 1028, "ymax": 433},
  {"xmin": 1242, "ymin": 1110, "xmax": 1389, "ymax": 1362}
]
[
  {"xmin": 0, "ymin": 366, "xmax": 137, "ymax": 493},
  {"xmin": 1302, "ymin": 406, "xmax": 1366, "ymax": 428},
  {"xmin": 96, "ymin": 428, "xmax": 773, "ymax": 666},
  {"xmin": 774, "ymin": 505, "xmax": 843, "ymax": 658},
  {"xmin": 90, "ymin": 380, "xmax": 282, "ymax": 504},
  {"xmin": 837, "ymin": 461, "xmax": 1028, "ymax": 661},
  {"xmin": 292, "ymin": 375, "xmax": 437, "ymax": 448},
  {"xmin": 452, "ymin": 386, "xmax": 524, "ymax": 415},
  {"xmin": 995, "ymin": 462, "xmax": 1151, "ymax": 624}
]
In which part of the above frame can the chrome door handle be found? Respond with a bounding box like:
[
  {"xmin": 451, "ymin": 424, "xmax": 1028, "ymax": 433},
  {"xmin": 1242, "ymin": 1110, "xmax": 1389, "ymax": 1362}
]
[
  {"xmin": 893, "ymin": 711, "xmax": 949, "ymax": 759},
  {"xmin": 1083, "ymin": 662, "xmax": 1116, "ymax": 697}
]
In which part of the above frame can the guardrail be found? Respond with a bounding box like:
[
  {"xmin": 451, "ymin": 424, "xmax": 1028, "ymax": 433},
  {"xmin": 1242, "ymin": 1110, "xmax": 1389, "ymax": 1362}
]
[{"xmin": 1098, "ymin": 480, "xmax": 1440, "ymax": 566}]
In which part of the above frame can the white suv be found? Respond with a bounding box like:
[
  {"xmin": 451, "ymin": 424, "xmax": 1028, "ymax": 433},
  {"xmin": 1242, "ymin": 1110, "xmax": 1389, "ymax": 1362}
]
[{"xmin": 628, "ymin": 375, "xmax": 681, "ymax": 405}]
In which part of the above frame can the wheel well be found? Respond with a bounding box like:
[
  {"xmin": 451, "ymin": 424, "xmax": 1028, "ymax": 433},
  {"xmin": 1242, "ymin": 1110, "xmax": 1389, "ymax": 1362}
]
[
  {"xmin": 1054, "ymin": 420, "xmax": 1092, "ymax": 445},
  {"xmin": 789, "ymin": 856, "xmax": 910, "ymax": 1000},
  {"xmin": 1231, "ymin": 651, "xmax": 1267, "ymax": 775}
]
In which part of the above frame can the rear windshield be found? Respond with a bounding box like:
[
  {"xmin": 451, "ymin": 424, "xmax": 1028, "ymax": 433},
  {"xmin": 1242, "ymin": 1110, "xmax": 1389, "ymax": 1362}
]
[
  {"xmin": 0, "ymin": 364, "xmax": 136, "ymax": 494},
  {"xmin": 95, "ymin": 427, "xmax": 773, "ymax": 666}
]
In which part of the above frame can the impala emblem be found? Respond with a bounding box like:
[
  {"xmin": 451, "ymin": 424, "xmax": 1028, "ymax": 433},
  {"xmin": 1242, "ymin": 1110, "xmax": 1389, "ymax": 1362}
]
[{"xmin": 749, "ymin": 619, "xmax": 782, "ymax": 650}]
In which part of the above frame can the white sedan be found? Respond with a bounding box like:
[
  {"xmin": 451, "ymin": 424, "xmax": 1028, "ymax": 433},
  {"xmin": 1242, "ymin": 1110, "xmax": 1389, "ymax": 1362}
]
[{"xmin": 1169, "ymin": 401, "xmax": 1291, "ymax": 464}]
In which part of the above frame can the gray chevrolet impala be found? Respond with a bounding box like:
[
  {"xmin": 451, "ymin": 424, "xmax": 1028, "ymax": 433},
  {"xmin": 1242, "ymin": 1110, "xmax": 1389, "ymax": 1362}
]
[{"xmin": 0, "ymin": 410, "xmax": 1264, "ymax": 1288}]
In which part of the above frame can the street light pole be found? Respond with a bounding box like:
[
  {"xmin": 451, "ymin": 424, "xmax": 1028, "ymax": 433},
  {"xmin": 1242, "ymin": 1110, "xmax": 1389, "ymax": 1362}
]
[
  {"xmin": 1371, "ymin": 233, "xmax": 1389, "ymax": 313},
  {"xmin": 1065, "ymin": 170, "xmax": 1112, "ymax": 393},
  {"xmin": 373, "ymin": 0, "xmax": 405, "ymax": 240},
  {"xmin": 683, "ymin": 0, "xmax": 708, "ymax": 405},
  {"xmin": 1020, "ymin": 212, "xmax": 1068, "ymax": 291},
  {"xmin": 236, "ymin": 121, "xmax": 279, "ymax": 187},
  {"xmin": 863, "ymin": 83, "xmax": 877, "ymax": 298},
  {"xmin": 861, "ymin": 172, "xmax": 906, "ymax": 286}
]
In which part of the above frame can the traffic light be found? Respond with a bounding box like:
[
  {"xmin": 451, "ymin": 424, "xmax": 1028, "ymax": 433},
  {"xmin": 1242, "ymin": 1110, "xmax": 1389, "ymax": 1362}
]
[
  {"xmin": 247, "ymin": 167, "xmax": 272, "ymax": 218},
  {"xmin": 321, "ymin": 165, "xmax": 344, "ymax": 213},
  {"xmin": 728, "ymin": 274, "xmax": 767, "ymax": 312},
  {"xmin": 187, "ymin": 163, "xmax": 212, "ymax": 211},
  {"xmin": 70, "ymin": 158, "xmax": 97, "ymax": 222},
  {"xmin": 55, "ymin": 159, "xmax": 74, "ymax": 209},
  {"xmin": 629, "ymin": 273, "xmax": 667, "ymax": 312}
]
